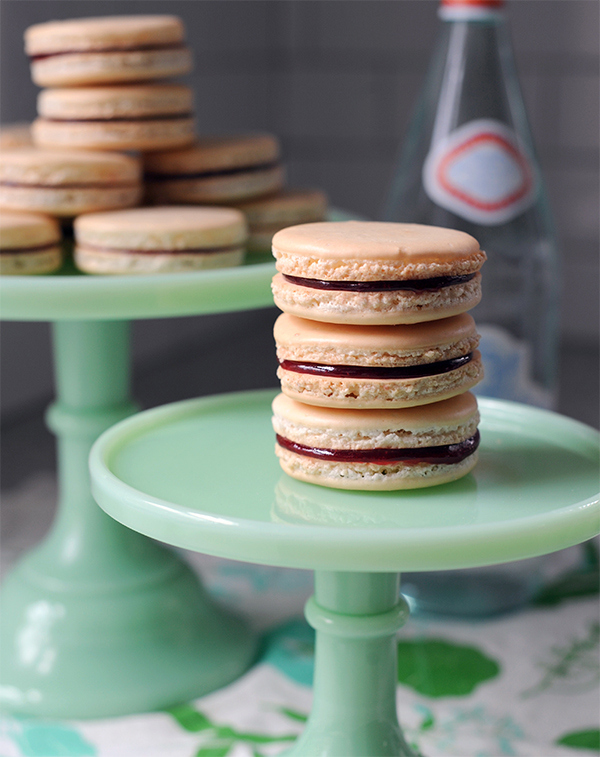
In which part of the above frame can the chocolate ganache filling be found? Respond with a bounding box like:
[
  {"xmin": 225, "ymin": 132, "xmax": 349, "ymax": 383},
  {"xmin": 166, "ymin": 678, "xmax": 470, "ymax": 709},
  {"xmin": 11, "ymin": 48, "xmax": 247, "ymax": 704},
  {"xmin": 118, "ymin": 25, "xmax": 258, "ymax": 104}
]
[
  {"xmin": 145, "ymin": 161, "xmax": 281, "ymax": 182},
  {"xmin": 29, "ymin": 42, "xmax": 187, "ymax": 61},
  {"xmin": 0, "ymin": 242, "xmax": 58, "ymax": 255},
  {"xmin": 282, "ymin": 273, "xmax": 475, "ymax": 292},
  {"xmin": 276, "ymin": 431, "xmax": 480, "ymax": 466},
  {"xmin": 279, "ymin": 353, "xmax": 473, "ymax": 379}
]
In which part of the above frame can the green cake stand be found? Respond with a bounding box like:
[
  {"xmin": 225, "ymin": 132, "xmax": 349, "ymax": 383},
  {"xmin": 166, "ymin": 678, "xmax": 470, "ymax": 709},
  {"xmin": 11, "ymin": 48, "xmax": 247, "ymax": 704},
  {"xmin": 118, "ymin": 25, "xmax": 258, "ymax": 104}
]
[
  {"xmin": 0, "ymin": 256, "xmax": 279, "ymax": 718},
  {"xmin": 90, "ymin": 389, "xmax": 600, "ymax": 757}
]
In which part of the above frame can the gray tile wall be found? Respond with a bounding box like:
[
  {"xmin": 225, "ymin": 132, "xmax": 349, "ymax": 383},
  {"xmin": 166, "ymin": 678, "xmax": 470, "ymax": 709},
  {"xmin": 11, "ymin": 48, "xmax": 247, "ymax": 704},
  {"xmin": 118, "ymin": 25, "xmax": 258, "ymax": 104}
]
[{"xmin": 1, "ymin": 0, "xmax": 598, "ymax": 418}]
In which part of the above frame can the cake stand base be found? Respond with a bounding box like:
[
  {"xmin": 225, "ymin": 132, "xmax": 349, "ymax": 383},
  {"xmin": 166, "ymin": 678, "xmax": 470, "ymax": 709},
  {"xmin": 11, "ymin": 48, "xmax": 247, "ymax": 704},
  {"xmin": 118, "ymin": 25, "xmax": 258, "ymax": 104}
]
[{"xmin": 0, "ymin": 536, "xmax": 257, "ymax": 719}]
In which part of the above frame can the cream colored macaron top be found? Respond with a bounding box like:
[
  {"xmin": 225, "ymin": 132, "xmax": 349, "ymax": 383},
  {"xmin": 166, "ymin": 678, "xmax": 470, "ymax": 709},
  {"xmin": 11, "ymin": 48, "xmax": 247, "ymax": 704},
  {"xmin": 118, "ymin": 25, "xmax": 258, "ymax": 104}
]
[
  {"xmin": 144, "ymin": 134, "xmax": 281, "ymax": 175},
  {"xmin": 274, "ymin": 312, "xmax": 479, "ymax": 362},
  {"xmin": 237, "ymin": 189, "xmax": 328, "ymax": 226},
  {"xmin": 25, "ymin": 15, "xmax": 185, "ymax": 56},
  {"xmin": 0, "ymin": 149, "xmax": 140, "ymax": 186},
  {"xmin": 272, "ymin": 391, "xmax": 479, "ymax": 436},
  {"xmin": 74, "ymin": 206, "xmax": 247, "ymax": 251},
  {"xmin": 273, "ymin": 221, "xmax": 486, "ymax": 279},
  {"xmin": 37, "ymin": 84, "xmax": 193, "ymax": 120},
  {"xmin": 0, "ymin": 210, "xmax": 60, "ymax": 249}
]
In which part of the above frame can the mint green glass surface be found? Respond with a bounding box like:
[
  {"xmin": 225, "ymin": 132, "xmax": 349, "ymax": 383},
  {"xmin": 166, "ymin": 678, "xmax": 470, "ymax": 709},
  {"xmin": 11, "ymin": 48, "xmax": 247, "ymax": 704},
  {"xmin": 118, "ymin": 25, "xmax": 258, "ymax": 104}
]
[
  {"xmin": 0, "ymin": 209, "xmax": 354, "ymax": 719},
  {"xmin": 89, "ymin": 389, "xmax": 599, "ymax": 756},
  {"xmin": 0, "ymin": 254, "xmax": 286, "ymax": 717}
]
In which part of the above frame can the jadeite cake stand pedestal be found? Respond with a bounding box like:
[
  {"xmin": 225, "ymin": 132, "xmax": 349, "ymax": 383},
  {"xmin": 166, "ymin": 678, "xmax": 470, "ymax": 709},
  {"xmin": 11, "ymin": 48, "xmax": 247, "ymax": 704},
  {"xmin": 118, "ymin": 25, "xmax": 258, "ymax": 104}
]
[
  {"xmin": 90, "ymin": 388, "xmax": 600, "ymax": 757},
  {"xmin": 0, "ymin": 258, "xmax": 279, "ymax": 719}
]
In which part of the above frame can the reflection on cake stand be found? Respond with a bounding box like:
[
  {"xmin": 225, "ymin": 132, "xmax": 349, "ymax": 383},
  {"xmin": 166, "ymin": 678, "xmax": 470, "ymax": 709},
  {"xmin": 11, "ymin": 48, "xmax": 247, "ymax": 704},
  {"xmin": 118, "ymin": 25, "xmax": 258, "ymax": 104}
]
[
  {"xmin": 0, "ymin": 258, "xmax": 278, "ymax": 718},
  {"xmin": 90, "ymin": 388, "xmax": 599, "ymax": 755}
]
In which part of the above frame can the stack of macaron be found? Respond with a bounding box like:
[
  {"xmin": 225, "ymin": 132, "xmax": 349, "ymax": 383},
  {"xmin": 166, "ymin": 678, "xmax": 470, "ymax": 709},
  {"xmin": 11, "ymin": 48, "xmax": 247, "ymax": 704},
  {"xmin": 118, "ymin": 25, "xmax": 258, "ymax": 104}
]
[
  {"xmin": 270, "ymin": 220, "xmax": 487, "ymax": 490},
  {"xmin": 0, "ymin": 12, "xmax": 330, "ymax": 275},
  {"xmin": 27, "ymin": 15, "xmax": 196, "ymax": 153}
]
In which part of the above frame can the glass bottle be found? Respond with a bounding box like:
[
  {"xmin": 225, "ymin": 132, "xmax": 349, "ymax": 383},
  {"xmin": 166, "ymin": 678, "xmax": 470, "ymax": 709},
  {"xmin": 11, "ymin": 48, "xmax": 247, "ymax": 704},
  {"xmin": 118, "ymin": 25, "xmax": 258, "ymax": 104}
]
[
  {"xmin": 382, "ymin": 0, "xmax": 560, "ymax": 616},
  {"xmin": 383, "ymin": 0, "xmax": 559, "ymax": 409}
]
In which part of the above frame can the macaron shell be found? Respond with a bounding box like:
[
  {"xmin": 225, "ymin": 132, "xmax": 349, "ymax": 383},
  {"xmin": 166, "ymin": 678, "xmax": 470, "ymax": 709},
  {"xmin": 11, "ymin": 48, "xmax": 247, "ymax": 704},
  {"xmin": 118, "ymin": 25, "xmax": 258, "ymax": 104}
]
[
  {"xmin": 272, "ymin": 391, "xmax": 479, "ymax": 441},
  {"xmin": 274, "ymin": 312, "xmax": 479, "ymax": 364},
  {"xmin": 0, "ymin": 185, "xmax": 142, "ymax": 217},
  {"xmin": 277, "ymin": 350, "xmax": 483, "ymax": 409},
  {"xmin": 146, "ymin": 165, "xmax": 285, "ymax": 205},
  {"xmin": 271, "ymin": 270, "xmax": 482, "ymax": 325},
  {"xmin": 74, "ymin": 206, "xmax": 248, "ymax": 250},
  {"xmin": 143, "ymin": 134, "xmax": 281, "ymax": 175},
  {"xmin": 74, "ymin": 246, "xmax": 244, "ymax": 275},
  {"xmin": 273, "ymin": 221, "xmax": 486, "ymax": 280},
  {"xmin": 25, "ymin": 16, "xmax": 186, "ymax": 55},
  {"xmin": 274, "ymin": 444, "xmax": 479, "ymax": 491},
  {"xmin": 0, "ymin": 245, "xmax": 63, "ymax": 275},
  {"xmin": 30, "ymin": 48, "xmax": 193, "ymax": 88},
  {"xmin": 236, "ymin": 189, "xmax": 328, "ymax": 226},
  {"xmin": 33, "ymin": 117, "xmax": 196, "ymax": 152},
  {"xmin": 0, "ymin": 209, "xmax": 60, "ymax": 248},
  {"xmin": 37, "ymin": 85, "xmax": 194, "ymax": 119},
  {"xmin": 0, "ymin": 149, "xmax": 141, "ymax": 185}
]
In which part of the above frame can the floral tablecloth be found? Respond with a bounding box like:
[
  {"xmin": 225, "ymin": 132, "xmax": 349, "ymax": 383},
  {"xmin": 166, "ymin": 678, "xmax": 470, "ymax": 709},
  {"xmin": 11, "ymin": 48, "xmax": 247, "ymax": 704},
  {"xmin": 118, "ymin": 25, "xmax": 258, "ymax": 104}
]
[{"xmin": 1, "ymin": 476, "xmax": 599, "ymax": 757}]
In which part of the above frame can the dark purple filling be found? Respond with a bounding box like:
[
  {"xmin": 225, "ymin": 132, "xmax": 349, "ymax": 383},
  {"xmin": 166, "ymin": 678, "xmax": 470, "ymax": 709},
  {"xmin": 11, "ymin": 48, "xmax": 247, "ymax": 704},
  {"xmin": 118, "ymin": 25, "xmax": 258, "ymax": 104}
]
[
  {"xmin": 0, "ymin": 242, "xmax": 58, "ymax": 255},
  {"xmin": 276, "ymin": 431, "xmax": 480, "ymax": 466},
  {"xmin": 282, "ymin": 273, "xmax": 476, "ymax": 293},
  {"xmin": 144, "ymin": 160, "xmax": 281, "ymax": 182},
  {"xmin": 43, "ymin": 113, "xmax": 193, "ymax": 123},
  {"xmin": 30, "ymin": 42, "xmax": 186, "ymax": 61},
  {"xmin": 279, "ymin": 353, "xmax": 473, "ymax": 379}
]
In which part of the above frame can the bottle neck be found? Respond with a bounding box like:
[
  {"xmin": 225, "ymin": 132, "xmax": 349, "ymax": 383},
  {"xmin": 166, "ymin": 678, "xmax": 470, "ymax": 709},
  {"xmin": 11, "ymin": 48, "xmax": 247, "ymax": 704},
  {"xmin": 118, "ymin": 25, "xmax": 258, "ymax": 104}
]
[{"xmin": 439, "ymin": 1, "xmax": 505, "ymax": 23}]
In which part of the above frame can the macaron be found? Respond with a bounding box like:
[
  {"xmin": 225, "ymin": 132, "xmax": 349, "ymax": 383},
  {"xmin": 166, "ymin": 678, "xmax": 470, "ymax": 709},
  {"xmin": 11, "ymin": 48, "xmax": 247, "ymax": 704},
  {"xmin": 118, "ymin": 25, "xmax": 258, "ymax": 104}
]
[
  {"xmin": 73, "ymin": 205, "xmax": 247, "ymax": 275},
  {"xmin": 271, "ymin": 221, "xmax": 486, "ymax": 325},
  {"xmin": 0, "ymin": 123, "xmax": 33, "ymax": 150},
  {"xmin": 236, "ymin": 189, "xmax": 328, "ymax": 254},
  {"xmin": 0, "ymin": 148, "xmax": 142, "ymax": 217},
  {"xmin": 144, "ymin": 134, "xmax": 285, "ymax": 205},
  {"xmin": 0, "ymin": 210, "xmax": 63, "ymax": 275},
  {"xmin": 272, "ymin": 391, "xmax": 481, "ymax": 490},
  {"xmin": 274, "ymin": 312, "xmax": 483, "ymax": 408},
  {"xmin": 25, "ymin": 15, "xmax": 192, "ymax": 87},
  {"xmin": 33, "ymin": 85, "xmax": 196, "ymax": 152}
]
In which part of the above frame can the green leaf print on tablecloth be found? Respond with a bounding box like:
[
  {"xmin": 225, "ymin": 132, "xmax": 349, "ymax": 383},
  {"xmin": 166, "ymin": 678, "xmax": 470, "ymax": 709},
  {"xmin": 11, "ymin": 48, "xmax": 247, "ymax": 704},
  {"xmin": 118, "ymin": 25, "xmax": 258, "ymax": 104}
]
[
  {"xmin": 556, "ymin": 729, "xmax": 600, "ymax": 751},
  {"xmin": 166, "ymin": 703, "xmax": 298, "ymax": 757},
  {"xmin": 397, "ymin": 638, "xmax": 500, "ymax": 697},
  {"xmin": 523, "ymin": 622, "xmax": 600, "ymax": 698}
]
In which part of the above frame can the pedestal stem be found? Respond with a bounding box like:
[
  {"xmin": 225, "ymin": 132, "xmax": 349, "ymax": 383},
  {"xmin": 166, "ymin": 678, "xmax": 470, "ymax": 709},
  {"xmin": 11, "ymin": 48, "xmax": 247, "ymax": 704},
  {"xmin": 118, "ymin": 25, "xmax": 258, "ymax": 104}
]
[
  {"xmin": 287, "ymin": 571, "xmax": 418, "ymax": 757},
  {"xmin": 40, "ymin": 320, "xmax": 143, "ymax": 585}
]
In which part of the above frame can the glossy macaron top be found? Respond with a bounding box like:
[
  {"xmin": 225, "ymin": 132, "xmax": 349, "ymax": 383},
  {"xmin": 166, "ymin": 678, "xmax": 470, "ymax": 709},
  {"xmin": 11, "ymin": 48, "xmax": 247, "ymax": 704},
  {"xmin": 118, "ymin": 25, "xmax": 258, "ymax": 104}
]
[
  {"xmin": 37, "ymin": 84, "xmax": 193, "ymax": 120},
  {"xmin": 272, "ymin": 391, "xmax": 479, "ymax": 436},
  {"xmin": 0, "ymin": 210, "xmax": 60, "ymax": 248},
  {"xmin": 74, "ymin": 206, "xmax": 247, "ymax": 251},
  {"xmin": 237, "ymin": 189, "xmax": 328, "ymax": 226},
  {"xmin": 274, "ymin": 312, "xmax": 479, "ymax": 363},
  {"xmin": 0, "ymin": 148, "xmax": 141, "ymax": 186},
  {"xmin": 25, "ymin": 15, "xmax": 186, "ymax": 56},
  {"xmin": 273, "ymin": 221, "xmax": 486, "ymax": 280},
  {"xmin": 143, "ymin": 134, "xmax": 281, "ymax": 176}
]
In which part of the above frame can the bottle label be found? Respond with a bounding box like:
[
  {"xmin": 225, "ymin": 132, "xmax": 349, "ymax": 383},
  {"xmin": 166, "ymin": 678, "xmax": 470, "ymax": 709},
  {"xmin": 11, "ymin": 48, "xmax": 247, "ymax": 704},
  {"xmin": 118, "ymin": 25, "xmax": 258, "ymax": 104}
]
[
  {"xmin": 474, "ymin": 324, "xmax": 554, "ymax": 408},
  {"xmin": 423, "ymin": 119, "xmax": 537, "ymax": 225}
]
